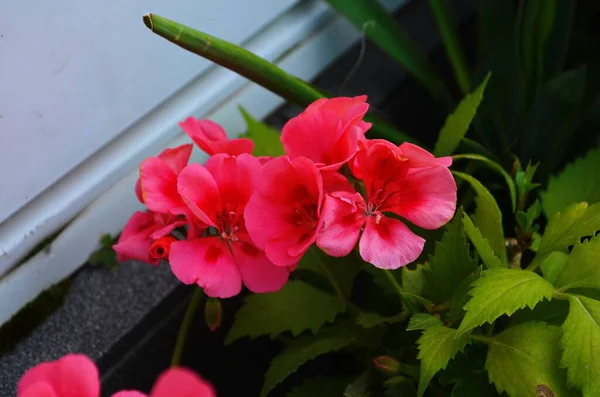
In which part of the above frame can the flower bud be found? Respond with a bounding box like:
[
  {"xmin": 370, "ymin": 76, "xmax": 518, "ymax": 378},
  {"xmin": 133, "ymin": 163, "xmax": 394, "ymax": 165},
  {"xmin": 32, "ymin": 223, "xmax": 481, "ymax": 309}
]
[
  {"xmin": 204, "ymin": 298, "xmax": 223, "ymax": 332},
  {"xmin": 148, "ymin": 235, "xmax": 178, "ymax": 262},
  {"xmin": 373, "ymin": 355, "xmax": 400, "ymax": 376}
]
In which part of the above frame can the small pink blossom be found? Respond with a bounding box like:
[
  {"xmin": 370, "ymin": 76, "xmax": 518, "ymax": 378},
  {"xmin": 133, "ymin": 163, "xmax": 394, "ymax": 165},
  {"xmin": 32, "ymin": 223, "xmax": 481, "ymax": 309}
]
[
  {"xmin": 281, "ymin": 96, "xmax": 371, "ymax": 170},
  {"xmin": 317, "ymin": 142, "xmax": 456, "ymax": 269},
  {"xmin": 179, "ymin": 117, "xmax": 254, "ymax": 156},
  {"xmin": 113, "ymin": 211, "xmax": 186, "ymax": 266},
  {"xmin": 169, "ymin": 154, "xmax": 290, "ymax": 298},
  {"xmin": 18, "ymin": 354, "xmax": 215, "ymax": 397}
]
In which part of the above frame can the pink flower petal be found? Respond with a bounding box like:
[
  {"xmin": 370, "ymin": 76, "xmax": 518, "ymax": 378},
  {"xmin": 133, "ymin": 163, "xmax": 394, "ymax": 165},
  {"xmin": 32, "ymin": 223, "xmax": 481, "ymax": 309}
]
[
  {"xmin": 233, "ymin": 241, "xmax": 289, "ymax": 293},
  {"xmin": 281, "ymin": 110, "xmax": 343, "ymax": 166},
  {"xmin": 265, "ymin": 227, "xmax": 315, "ymax": 266},
  {"xmin": 139, "ymin": 157, "xmax": 186, "ymax": 214},
  {"xmin": 317, "ymin": 193, "xmax": 366, "ymax": 257},
  {"xmin": 305, "ymin": 95, "xmax": 369, "ymax": 131},
  {"xmin": 150, "ymin": 368, "xmax": 216, "ymax": 397},
  {"xmin": 359, "ymin": 216, "xmax": 425, "ymax": 269},
  {"xmin": 159, "ymin": 144, "xmax": 194, "ymax": 174},
  {"xmin": 382, "ymin": 166, "xmax": 457, "ymax": 230},
  {"xmin": 179, "ymin": 117, "xmax": 253, "ymax": 156},
  {"xmin": 19, "ymin": 383, "xmax": 57, "ymax": 397},
  {"xmin": 205, "ymin": 153, "xmax": 261, "ymax": 209},
  {"xmin": 177, "ymin": 163, "xmax": 221, "ymax": 227},
  {"xmin": 18, "ymin": 354, "xmax": 100, "ymax": 397},
  {"xmin": 321, "ymin": 170, "xmax": 354, "ymax": 195},
  {"xmin": 112, "ymin": 212, "xmax": 156, "ymax": 264},
  {"xmin": 169, "ymin": 238, "xmax": 242, "ymax": 298},
  {"xmin": 244, "ymin": 197, "xmax": 290, "ymax": 250},
  {"xmin": 399, "ymin": 142, "xmax": 452, "ymax": 168},
  {"xmin": 111, "ymin": 392, "xmax": 147, "ymax": 397}
]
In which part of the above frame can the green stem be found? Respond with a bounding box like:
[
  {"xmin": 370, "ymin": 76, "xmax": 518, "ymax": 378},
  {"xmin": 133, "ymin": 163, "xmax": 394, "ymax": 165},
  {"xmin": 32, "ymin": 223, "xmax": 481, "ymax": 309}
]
[
  {"xmin": 471, "ymin": 334, "xmax": 493, "ymax": 345},
  {"xmin": 171, "ymin": 287, "xmax": 204, "ymax": 367},
  {"xmin": 316, "ymin": 259, "xmax": 345, "ymax": 301},
  {"xmin": 427, "ymin": 0, "xmax": 471, "ymax": 94}
]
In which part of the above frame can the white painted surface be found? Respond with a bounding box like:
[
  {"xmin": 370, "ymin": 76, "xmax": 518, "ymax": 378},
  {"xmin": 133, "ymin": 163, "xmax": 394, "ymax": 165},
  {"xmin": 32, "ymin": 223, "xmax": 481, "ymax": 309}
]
[
  {"xmin": 0, "ymin": 0, "xmax": 295, "ymax": 225},
  {"xmin": 0, "ymin": 0, "xmax": 407, "ymax": 325}
]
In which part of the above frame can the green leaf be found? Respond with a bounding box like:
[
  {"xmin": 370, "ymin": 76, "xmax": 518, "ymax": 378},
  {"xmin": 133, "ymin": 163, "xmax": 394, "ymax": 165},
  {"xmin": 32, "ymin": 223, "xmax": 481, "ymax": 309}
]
[
  {"xmin": 356, "ymin": 311, "xmax": 406, "ymax": 329},
  {"xmin": 449, "ymin": 267, "xmax": 482, "ymax": 323},
  {"xmin": 226, "ymin": 280, "xmax": 345, "ymax": 344},
  {"xmin": 542, "ymin": 146, "xmax": 600, "ymax": 217},
  {"xmin": 423, "ymin": 208, "xmax": 478, "ymax": 303},
  {"xmin": 344, "ymin": 371, "xmax": 371, "ymax": 397},
  {"xmin": 434, "ymin": 74, "xmax": 490, "ymax": 157},
  {"xmin": 534, "ymin": 202, "xmax": 600, "ymax": 267},
  {"xmin": 238, "ymin": 106, "xmax": 284, "ymax": 157},
  {"xmin": 509, "ymin": 298, "xmax": 569, "ymax": 327},
  {"xmin": 462, "ymin": 213, "xmax": 503, "ymax": 269},
  {"xmin": 486, "ymin": 322, "xmax": 574, "ymax": 397},
  {"xmin": 456, "ymin": 268, "xmax": 555, "ymax": 336},
  {"xmin": 142, "ymin": 13, "xmax": 411, "ymax": 143},
  {"xmin": 401, "ymin": 264, "xmax": 427, "ymax": 304},
  {"xmin": 452, "ymin": 172, "xmax": 507, "ymax": 265},
  {"xmin": 324, "ymin": 0, "xmax": 443, "ymax": 100},
  {"xmin": 416, "ymin": 325, "xmax": 472, "ymax": 397},
  {"xmin": 297, "ymin": 246, "xmax": 362, "ymax": 297},
  {"xmin": 407, "ymin": 313, "xmax": 443, "ymax": 331},
  {"xmin": 452, "ymin": 153, "xmax": 517, "ymax": 212},
  {"xmin": 541, "ymin": 251, "xmax": 569, "ymax": 285},
  {"xmin": 286, "ymin": 377, "xmax": 351, "ymax": 397},
  {"xmin": 554, "ymin": 236, "xmax": 600, "ymax": 291},
  {"xmin": 561, "ymin": 295, "xmax": 600, "ymax": 396},
  {"xmin": 261, "ymin": 330, "xmax": 356, "ymax": 397}
]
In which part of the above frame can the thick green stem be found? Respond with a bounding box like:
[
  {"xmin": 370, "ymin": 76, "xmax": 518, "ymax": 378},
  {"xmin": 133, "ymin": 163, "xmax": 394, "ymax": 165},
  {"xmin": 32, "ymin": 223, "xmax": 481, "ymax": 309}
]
[
  {"xmin": 171, "ymin": 287, "xmax": 204, "ymax": 367},
  {"xmin": 427, "ymin": 0, "xmax": 471, "ymax": 94}
]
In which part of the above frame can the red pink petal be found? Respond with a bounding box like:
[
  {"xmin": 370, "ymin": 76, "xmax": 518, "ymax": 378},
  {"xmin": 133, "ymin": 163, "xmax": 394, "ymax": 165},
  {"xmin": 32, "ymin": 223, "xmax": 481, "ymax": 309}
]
[
  {"xmin": 169, "ymin": 238, "xmax": 242, "ymax": 298},
  {"xmin": 317, "ymin": 193, "xmax": 366, "ymax": 257},
  {"xmin": 139, "ymin": 157, "xmax": 186, "ymax": 214},
  {"xmin": 177, "ymin": 163, "xmax": 221, "ymax": 227},
  {"xmin": 359, "ymin": 216, "xmax": 424, "ymax": 269},
  {"xmin": 179, "ymin": 117, "xmax": 254, "ymax": 156},
  {"xmin": 234, "ymin": 242, "xmax": 289, "ymax": 293},
  {"xmin": 150, "ymin": 368, "xmax": 216, "ymax": 397}
]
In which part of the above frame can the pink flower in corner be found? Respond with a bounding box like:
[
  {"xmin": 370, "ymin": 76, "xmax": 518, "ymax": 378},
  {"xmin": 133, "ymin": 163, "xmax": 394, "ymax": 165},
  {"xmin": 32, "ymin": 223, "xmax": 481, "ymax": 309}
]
[
  {"xmin": 179, "ymin": 117, "xmax": 254, "ymax": 156},
  {"xmin": 169, "ymin": 154, "xmax": 290, "ymax": 298},
  {"xmin": 113, "ymin": 211, "xmax": 186, "ymax": 265},
  {"xmin": 112, "ymin": 368, "xmax": 216, "ymax": 397},
  {"xmin": 18, "ymin": 354, "xmax": 100, "ymax": 397},
  {"xmin": 281, "ymin": 96, "xmax": 371, "ymax": 170},
  {"xmin": 317, "ymin": 142, "xmax": 456, "ymax": 269},
  {"xmin": 245, "ymin": 156, "xmax": 330, "ymax": 266},
  {"xmin": 18, "ymin": 354, "xmax": 216, "ymax": 397}
]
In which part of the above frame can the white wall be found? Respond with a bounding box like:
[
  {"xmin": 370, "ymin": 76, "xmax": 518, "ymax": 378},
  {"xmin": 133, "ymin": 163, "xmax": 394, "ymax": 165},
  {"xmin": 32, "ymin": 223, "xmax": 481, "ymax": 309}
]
[{"xmin": 0, "ymin": 0, "xmax": 406, "ymax": 325}]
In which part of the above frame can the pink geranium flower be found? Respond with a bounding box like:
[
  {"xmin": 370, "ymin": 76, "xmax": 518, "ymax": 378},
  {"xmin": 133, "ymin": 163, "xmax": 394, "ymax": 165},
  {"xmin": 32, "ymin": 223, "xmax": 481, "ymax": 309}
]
[
  {"xmin": 113, "ymin": 211, "xmax": 186, "ymax": 265},
  {"xmin": 245, "ymin": 156, "xmax": 352, "ymax": 266},
  {"xmin": 317, "ymin": 142, "xmax": 456, "ymax": 269},
  {"xmin": 17, "ymin": 354, "xmax": 215, "ymax": 397},
  {"xmin": 281, "ymin": 96, "xmax": 371, "ymax": 170},
  {"xmin": 169, "ymin": 154, "xmax": 290, "ymax": 298},
  {"xmin": 179, "ymin": 117, "xmax": 254, "ymax": 156}
]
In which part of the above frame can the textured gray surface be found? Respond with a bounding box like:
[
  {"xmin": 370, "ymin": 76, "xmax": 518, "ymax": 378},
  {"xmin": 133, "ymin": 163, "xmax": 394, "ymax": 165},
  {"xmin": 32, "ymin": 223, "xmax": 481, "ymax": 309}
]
[{"xmin": 0, "ymin": 262, "xmax": 179, "ymax": 394}]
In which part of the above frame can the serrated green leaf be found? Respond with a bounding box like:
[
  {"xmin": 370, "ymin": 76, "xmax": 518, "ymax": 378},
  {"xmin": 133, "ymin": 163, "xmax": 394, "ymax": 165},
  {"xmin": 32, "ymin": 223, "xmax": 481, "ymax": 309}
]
[
  {"xmin": 561, "ymin": 295, "xmax": 600, "ymax": 396},
  {"xmin": 554, "ymin": 236, "xmax": 600, "ymax": 292},
  {"xmin": 541, "ymin": 251, "xmax": 569, "ymax": 285},
  {"xmin": 542, "ymin": 146, "xmax": 600, "ymax": 217},
  {"xmin": 407, "ymin": 313, "xmax": 443, "ymax": 331},
  {"xmin": 533, "ymin": 202, "xmax": 600, "ymax": 268},
  {"xmin": 457, "ymin": 268, "xmax": 555, "ymax": 336},
  {"xmin": 261, "ymin": 330, "xmax": 356, "ymax": 397},
  {"xmin": 452, "ymin": 153, "xmax": 517, "ymax": 212},
  {"xmin": 239, "ymin": 106, "xmax": 284, "ymax": 157},
  {"xmin": 286, "ymin": 377, "xmax": 351, "ymax": 397},
  {"xmin": 449, "ymin": 267, "xmax": 483, "ymax": 323},
  {"xmin": 486, "ymin": 322, "xmax": 574, "ymax": 397},
  {"xmin": 356, "ymin": 311, "xmax": 406, "ymax": 329},
  {"xmin": 434, "ymin": 74, "xmax": 490, "ymax": 157},
  {"xmin": 416, "ymin": 325, "xmax": 472, "ymax": 397},
  {"xmin": 423, "ymin": 209, "xmax": 478, "ymax": 303},
  {"xmin": 226, "ymin": 280, "xmax": 345, "ymax": 345},
  {"xmin": 401, "ymin": 264, "xmax": 428, "ymax": 308},
  {"xmin": 509, "ymin": 298, "xmax": 569, "ymax": 327},
  {"xmin": 452, "ymin": 172, "xmax": 507, "ymax": 266},
  {"xmin": 462, "ymin": 213, "xmax": 503, "ymax": 269}
]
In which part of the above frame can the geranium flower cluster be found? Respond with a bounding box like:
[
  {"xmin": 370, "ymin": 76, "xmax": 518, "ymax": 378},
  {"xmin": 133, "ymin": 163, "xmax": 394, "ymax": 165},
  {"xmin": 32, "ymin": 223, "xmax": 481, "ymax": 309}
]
[
  {"xmin": 17, "ymin": 354, "xmax": 215, "ymax": 397},
  {"xmin": 114, "ymin": 96, "xmax": 456, "ymax": 298}
]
